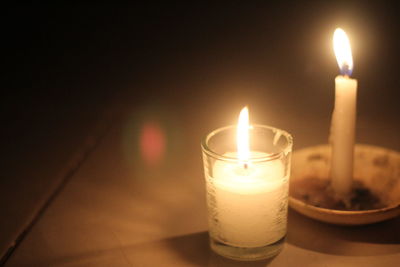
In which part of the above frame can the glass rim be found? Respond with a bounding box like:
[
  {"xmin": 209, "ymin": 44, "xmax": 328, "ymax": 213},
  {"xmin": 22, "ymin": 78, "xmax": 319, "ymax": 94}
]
[{"xmin": 201, "ymin": 124, "xmax": 293, "ymax": 163}]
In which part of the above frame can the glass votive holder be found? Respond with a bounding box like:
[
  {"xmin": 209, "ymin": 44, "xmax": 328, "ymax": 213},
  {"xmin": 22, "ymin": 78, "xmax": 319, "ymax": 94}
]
[{"xmin": 201, "ymin": 125, "xmax": 293, "ymax": 261}]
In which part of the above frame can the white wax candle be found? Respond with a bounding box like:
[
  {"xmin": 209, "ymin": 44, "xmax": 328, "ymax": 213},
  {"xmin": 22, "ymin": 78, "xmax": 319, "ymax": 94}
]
[
  {"xmin": 331, "ymin": 76, "xmax": 357, "ymax": 195},
  {"xmin": 206, "ymin": 151, "xmax": 288, "ymax": 248},
  {"xmin": 330, "ymin": 28, "xmax": 358, "ymax": 195}
]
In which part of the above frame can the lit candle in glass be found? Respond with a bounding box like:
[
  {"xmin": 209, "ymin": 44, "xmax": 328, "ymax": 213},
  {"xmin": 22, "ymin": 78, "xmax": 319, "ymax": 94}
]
[{"xmin": 201, "ymin": 107, "xmax": 293, "ymax": 260}]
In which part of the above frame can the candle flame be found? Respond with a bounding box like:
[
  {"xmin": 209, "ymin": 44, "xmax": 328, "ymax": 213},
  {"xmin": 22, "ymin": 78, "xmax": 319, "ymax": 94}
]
[
  {"xmin": 237, "ymin": 106, "xmax": 250, "ymax": 163},
  {"xmin": 333, "ymin": 28, "xmax": 353, "ymax": 76}
]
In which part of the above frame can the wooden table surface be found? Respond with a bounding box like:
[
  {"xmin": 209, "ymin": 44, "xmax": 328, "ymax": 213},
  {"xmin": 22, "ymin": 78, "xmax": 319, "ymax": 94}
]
[{"xmin": 4, "ymin": 99, "xmax": 400, "ymax": 266}]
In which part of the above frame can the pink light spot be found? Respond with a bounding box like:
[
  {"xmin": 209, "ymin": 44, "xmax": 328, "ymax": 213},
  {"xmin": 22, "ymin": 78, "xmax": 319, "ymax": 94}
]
[{"xmin": 140, "ymin": 121, "xmax": 166, "ymax": 166}]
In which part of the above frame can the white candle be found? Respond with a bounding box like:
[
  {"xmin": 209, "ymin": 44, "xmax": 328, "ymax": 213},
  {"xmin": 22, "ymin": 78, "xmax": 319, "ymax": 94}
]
[
  {"xmin": 208, "ymin": 151, "xmax": 288, "ymax": 247},
  {"xmin": 330, "ymin": 28, "xmax": 358, "ymax": 195},
  {"xmin": 205, "ymin": 107, "xmax": 288, "ymax": 247}
]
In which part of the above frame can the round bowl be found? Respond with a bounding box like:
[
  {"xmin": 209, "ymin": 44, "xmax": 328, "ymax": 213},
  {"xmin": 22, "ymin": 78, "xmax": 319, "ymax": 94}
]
[{"xmin": 289, "ymin": 144, "xmax": 400, "ymax": 225}]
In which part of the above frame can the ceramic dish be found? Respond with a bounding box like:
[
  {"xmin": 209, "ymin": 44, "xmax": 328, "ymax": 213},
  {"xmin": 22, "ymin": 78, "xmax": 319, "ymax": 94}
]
[{"xmin": 289, "ymin": 144, "xmax": 400, "ymax": 225}]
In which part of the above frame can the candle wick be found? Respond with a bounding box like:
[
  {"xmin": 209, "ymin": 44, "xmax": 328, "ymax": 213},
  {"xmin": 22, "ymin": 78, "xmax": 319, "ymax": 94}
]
[
  {"xmin": 340, "ymin": 63, "xmax": 352, "ymax": 77},
  {"xmin": 243, "ymin": 163, "xmax": 248, "ymax": 170}
]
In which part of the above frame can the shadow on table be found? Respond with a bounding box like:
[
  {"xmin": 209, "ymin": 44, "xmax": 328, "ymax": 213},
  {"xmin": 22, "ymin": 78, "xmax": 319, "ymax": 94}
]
[
  {"xmin": 287, "ymin": 209, "xmax": 400, "ymax": 256},
  {"xmin": 166, "ymin": 232, "xmax": 275, "ymax": 267}
]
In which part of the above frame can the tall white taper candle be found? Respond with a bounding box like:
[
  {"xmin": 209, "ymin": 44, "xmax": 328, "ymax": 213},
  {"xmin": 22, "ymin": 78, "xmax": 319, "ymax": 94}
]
[{"xmin": 331, "ymin": 28, "xmax": 358, "ymax": 195}]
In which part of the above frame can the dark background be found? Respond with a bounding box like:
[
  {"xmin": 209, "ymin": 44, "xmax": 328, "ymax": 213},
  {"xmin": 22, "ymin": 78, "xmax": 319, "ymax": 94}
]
[
  {"xmin": 3, "ymin": 1, "xmax": 399, "ymax": 149},
  {"xmin": 1, "ymin": 1, "xmax": 400, "ymax": 263}
]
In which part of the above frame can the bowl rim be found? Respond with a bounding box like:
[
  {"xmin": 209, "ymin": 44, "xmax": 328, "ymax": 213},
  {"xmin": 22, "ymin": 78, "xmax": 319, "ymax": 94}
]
[{"xmin": 289, "ymin": 197, "xmax": 400, "ymax": 215}]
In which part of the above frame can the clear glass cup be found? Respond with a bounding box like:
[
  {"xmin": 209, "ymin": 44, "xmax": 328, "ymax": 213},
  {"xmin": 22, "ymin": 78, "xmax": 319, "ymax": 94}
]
[{"xmin": 201, "ymin": 125, "xmax": 293, "ymax": 261}]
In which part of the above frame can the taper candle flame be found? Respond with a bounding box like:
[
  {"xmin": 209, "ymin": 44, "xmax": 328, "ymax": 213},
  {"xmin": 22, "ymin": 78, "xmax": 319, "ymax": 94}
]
[
  {"xmin": 237, "ymin": 106, "xmax": 250, "ymax": 164},
  {"xmin": 333, "ymin": 28, "xmax": 353, "ymax": 76}
]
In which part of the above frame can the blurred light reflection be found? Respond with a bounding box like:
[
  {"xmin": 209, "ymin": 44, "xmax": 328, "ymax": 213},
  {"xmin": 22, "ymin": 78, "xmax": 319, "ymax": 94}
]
[
  {"xmin": 122, "ymin": 105, "xmax": 184, "ymax": 179},
  {"xmin": 140, "ymin": 121, "xmax": 166, "ymax": 166}
]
